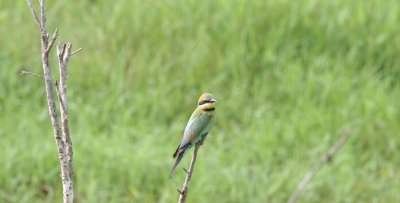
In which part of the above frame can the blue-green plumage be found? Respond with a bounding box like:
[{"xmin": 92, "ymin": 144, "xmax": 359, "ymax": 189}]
[{"xmin": 169, "ymin": 93, "xmax": 217, "ymax": 178}]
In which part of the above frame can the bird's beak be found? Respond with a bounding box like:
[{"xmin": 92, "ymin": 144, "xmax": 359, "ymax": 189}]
[{"xmin": 210, "ymin": 98, "xmax": 217, "ymax": 103}]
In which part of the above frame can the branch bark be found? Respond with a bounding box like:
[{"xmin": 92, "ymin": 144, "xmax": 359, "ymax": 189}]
[
  {"xmin": 287, "ymin": 131, "xmax": 351, "ymax": 203},
  {"xmin": 25, "ymin": 1, "xmax": 80, "ymax": 202},
  {"xmin": 177, "ymin": 136, "xmax": 206, "ymax": 203}
]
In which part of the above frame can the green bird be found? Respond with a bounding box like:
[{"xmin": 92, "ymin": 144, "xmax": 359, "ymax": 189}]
[{"xmin": 169, "ymin": 93, "xmax": 217, "ymax": 178}]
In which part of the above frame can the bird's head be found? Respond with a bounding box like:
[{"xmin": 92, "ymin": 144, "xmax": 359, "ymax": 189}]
[{"xmin": 197, "ymin": 93, "xmax": 217, "ymax": 111}]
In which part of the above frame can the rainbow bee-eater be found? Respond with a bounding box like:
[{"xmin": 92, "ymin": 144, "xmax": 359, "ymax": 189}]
[{"xmin": 169, "ymin": 93, "xmax": 217, "ymax": 178}]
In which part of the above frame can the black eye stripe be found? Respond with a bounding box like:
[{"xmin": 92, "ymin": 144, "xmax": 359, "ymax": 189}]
[
  {"xmin": 198, "ymin": 100, "xmax": 209, "ymax": 105},
  {"xmin": 198, "ymin": 99, "xmax": 215, "ymax": 105}
]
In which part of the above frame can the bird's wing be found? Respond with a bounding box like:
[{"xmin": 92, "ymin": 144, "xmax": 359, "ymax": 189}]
[{"xmin": 180, "ymin": 110, "xmax": 211, "ymax": 148}]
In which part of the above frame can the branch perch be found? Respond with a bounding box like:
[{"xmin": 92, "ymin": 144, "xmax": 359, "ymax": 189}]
[
  {"xmin": 288, "ymin": 131, "xmax": 351, "ymax": 203},
  {"xmin": 177, "ymin": 136, "xmax": 206, "ymax": 203},
  {"xmin": 25, "ymin": 1, "xmax": 81, "ymax": 202}
]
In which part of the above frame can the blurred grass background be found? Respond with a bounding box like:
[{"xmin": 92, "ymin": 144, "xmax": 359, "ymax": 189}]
[{"xmin": 1, "ymin": 0, "xmax": 400, "ymax": 202}]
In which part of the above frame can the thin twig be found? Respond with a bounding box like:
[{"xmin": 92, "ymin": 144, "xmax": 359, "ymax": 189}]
[
  {"xmin": 55, "ymin": 80, "xmax": 66, "ymax": 112},
  {"xmin": 70, "ymin": 47, "xmax": 83, "ymax": 56},
  {"xmin": 57, "ymin": 43, "xmax": 66, "ymax": 61},
  {"xmin": 26, "ymin": 0, "xmax": 40, "ymax": 28},
  {"xmin": 19, "ymin": 70, "xmax": 44, "ymax": 80},
  {"xmin": 287, "ymin": 131, "xmax": 351, "ymax": 203},
  {"xmin": 46, "ymin": 28, "xmax": 59, "ymax": 53},
  {"xmin": 39, "ymin": 0, "xmax": 46, "ymax": 30},
  {"xmin": 177, "ymin": 143, "xmax": 200, "ymax": 203},
  {"xmin": 177, "ymin": 136, "xmax": 206, "ymax": 203}
]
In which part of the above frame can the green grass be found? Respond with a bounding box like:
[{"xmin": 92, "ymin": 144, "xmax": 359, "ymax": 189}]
[{"xmin": 1, "ymin": 0, "xmax": 400, "ymax": 202}]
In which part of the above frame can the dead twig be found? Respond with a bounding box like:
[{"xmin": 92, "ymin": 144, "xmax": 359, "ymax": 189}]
[
  {"xmin": 177, "ymin": 136, "xmax": 206, "ymax": 203},
  {"xmin": 26, "ymin": 0, "xmax": 40, "ymax": 28},
  {"xmin": 25, "ymin": 0, "xmax": 81, "ymax": 202},
  {"xmin": 19, "ymin": 70, "xmax": 44, "ymax": 80},
  {"xmin": 177, "ymin": 143, "xmax": 200, "ymax": 203},
  {"xmin": 70, "ymin": 47, "xmax": 83, "ymax": 56},
  {"xmin": 55, "ymin": 80, "xmax": 66, "ymax": 113},
  {"xmin": 287, "ymin": 130, "xmax": 351, "ymax": 203},
  {"xmin": 46, "ymin": 28, "xmax": 59, "ymax": 53}
]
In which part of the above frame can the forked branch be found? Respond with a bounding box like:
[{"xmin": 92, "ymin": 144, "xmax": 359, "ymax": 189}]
[{"xmin": 25, "ymin": 1, "xmax": 81, "ymax": 202}]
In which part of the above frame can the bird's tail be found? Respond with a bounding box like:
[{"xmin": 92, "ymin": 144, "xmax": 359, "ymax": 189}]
[{"xmin": 169, "ymin": 153, "xmax": 184, "ymax": 178}]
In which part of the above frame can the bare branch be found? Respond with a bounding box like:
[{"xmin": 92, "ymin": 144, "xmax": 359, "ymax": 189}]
[
  {"xmin": 25, "ymin": 0, "xmax": 40, "ymax": 28},
  {"xmin": 19, "ymin": 70, "xmax": 44, "ymax": 80},
  {"xmin": 288, "ymin": 130, "xmax": 351, "ymax": 203},
  {"xmin": 55, "ymin": 80, "xmax": 66, "ymax": 113},
  {"xmin": 39, "ymin": 0, "xmax": 46, "ymax": 30},
  {"xmin": 63, "ymin": 43, "xmax": 72, "ymax": 62},
  {"xmin": 57, "ymin": 43, "xmax": 66, "ymax": 61},
  {"xmin": 70, "ymin": 47, "xmax": 83, "ymax": 56},
  {"xmin": 25, "ymin": 0, "xmax": 78, "ymax": 202},
  {"xmin": 57, "ymin": 43, "xmax": 74, "ymax": 200},
  {"xmin": 177, "ymin": 144, "xmax": 199, "ymax": 203},
  {"xmin": 46, "ymin": 28, "xmax": 59, "ymax": 53},
  {"xmin": 177, "ymin": 136, "xmax": 206, "ymax": 203}
]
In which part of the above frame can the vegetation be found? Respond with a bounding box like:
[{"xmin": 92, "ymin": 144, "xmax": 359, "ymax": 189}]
[{"xmin": 1, "ymin": 0, "xmax": 399, "ymax": 202}]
